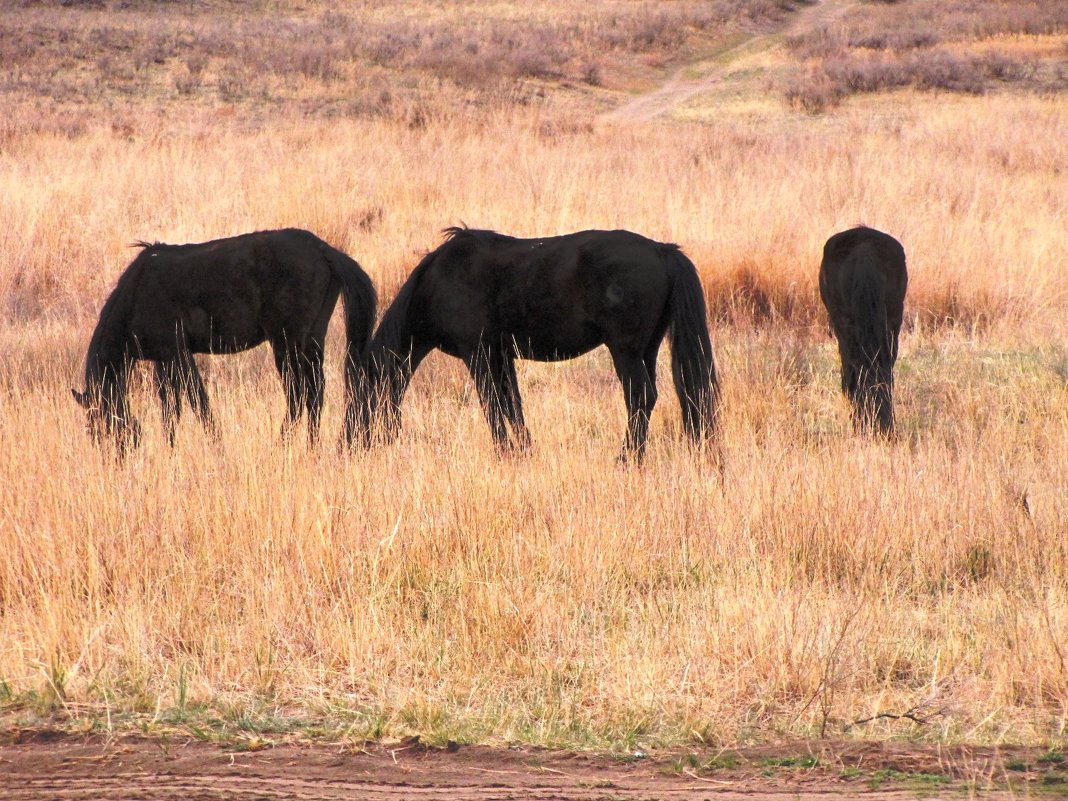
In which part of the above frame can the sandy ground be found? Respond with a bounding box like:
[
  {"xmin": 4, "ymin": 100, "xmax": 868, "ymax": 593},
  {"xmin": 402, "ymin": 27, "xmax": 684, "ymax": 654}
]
[{"xmin": 1, "ymin": 733, "xmax": 1062, "ymax": 800}]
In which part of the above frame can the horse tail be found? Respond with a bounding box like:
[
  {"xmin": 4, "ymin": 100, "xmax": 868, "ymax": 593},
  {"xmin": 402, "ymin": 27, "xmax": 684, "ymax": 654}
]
[
  {"xmin": 324, "ymin": 245, "xmax": 377, "ymax": 446},
  {"xmin": 664, "ymin": 247, "xmax": 719, "ymax": 442},
  {"xmin": 852, "ymin": 260, "xmax": 890, "ymax": 367},
  {"xmin": 850, "ymin": 258, "xmax": 895, "ymax": 433}
]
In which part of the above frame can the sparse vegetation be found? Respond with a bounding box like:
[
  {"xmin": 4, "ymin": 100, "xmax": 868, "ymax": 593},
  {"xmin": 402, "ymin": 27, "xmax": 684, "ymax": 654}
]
[
  {"xmin": 761, "ymin": 755, "xmax": 819, "ymax": 769},
  {"xmin": 0, "ymin": 0, "xmax": 804, "ymax": 130},
  {"xmin": 782, "ymin": 0, "xmax": 1068, "ymax": 111},
  {"xmin": 868, "ymin": 768, "xmax": 951, "ymax": 790},
  {"xmin": 1, "ymin": 0, "xmax": 1067, "ymax": 754}
]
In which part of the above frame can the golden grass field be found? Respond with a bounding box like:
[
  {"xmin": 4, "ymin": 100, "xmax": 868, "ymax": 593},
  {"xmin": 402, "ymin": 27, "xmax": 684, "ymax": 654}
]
[{"xmin": 1, "ymin": 0, "xmax": 1067, "ymax": 752}]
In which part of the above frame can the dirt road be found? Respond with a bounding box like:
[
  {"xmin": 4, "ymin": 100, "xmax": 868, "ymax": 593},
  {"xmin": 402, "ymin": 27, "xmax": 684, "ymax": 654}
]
[
  {"xmin": 602, "ymin": 0, "xmax": 853, "ymax": 123},
  {"xmin": 1, "ymin": 734, "xmax": 1059, "ymax": 800}
]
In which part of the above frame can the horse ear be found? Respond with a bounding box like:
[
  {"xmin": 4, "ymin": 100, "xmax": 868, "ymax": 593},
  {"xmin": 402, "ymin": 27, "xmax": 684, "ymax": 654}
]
[{"xmin": 72, "ymin": 388, "xmax": 89, "ymax": 408}]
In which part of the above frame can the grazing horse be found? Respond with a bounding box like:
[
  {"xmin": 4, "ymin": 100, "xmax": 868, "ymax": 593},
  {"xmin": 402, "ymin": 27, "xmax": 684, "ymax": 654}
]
[
  {"xmin": 72, "ymin": 228, "xmax": 376, "ymax": 453},
  {"xmin": 365, "ymin": 227, "xmax": 719, "ymax": 461},
  {"xmin": 818, "ymin": 226, "xmax": 908, "ymax": 435}
]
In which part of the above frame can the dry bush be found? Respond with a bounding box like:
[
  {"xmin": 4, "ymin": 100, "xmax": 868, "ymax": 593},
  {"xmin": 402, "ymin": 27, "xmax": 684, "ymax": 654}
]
[
  {"xmin": 782, "ymin": 68, "xmax": 845, "ymax": 113},
  {"xmin": 808, "ymin": 0, "xmax": 1068, "ymax": 49},
  {"xmin": 0, "ymin": 1, "xmax": 796, "ymax": 118},
  {"xmin": 784, "ymin": 0, "xmax": 1068, "ymax": 104},
  {"xmin": 825, "ymin": 51, "xmax": 985, "ymax": 95}
]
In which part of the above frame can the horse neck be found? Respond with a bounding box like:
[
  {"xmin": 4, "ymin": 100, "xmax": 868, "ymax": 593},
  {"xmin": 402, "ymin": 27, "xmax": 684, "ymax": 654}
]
[
  {"xmin": 84, "ymin": 264, "xmax": 139, "ymax": 403},
  {"xmin": 87, "ymin": 348, "xmax": 132, "ymax": 415},
  {"xmin": 83, "ymin": 303, "xmax": 135, "ymax": 415}
]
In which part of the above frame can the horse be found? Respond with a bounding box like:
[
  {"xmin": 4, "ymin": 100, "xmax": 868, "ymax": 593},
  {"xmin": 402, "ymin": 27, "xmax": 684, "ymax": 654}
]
[
  {"xmin": 818, "ymin": 226, "xmax": 908, "ymax": 436},
  {"xmin": 364, "ymin": 227, "xmax": 719, "ymax": 461},
  {"xmin": 72, "ymin": 228, "xmax": 377, "ymax": 453}
]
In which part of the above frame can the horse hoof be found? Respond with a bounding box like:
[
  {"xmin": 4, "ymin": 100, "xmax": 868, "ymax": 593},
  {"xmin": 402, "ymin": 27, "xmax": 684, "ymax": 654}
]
[{"xmin": 497, "ymin": 441, "xmax": 531, "ymax": 460}]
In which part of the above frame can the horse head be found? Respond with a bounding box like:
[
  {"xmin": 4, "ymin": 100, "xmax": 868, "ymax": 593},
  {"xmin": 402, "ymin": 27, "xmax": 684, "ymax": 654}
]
[
  {"xmin": 365, "ymin": 350, "xmax": 406, "ymax": 445},
  {"xmin": 72, "ymin": 385, "xmax": 142, "ymax": 454}
]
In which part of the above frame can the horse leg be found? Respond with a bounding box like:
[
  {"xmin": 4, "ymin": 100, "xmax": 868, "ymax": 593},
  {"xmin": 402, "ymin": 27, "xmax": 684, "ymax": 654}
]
[
  {"xmin": 852, "ymin": 362, "xmax": 886, "ymax": 435},
  {"xmin": 840, "ymin": 338, "xmax": 881, "ymax": 434},
  {"xmin": 609, "ymin": 345, "xmax": 656, "ymax": 463},
  {"xmin": 499, "ymin": 354, "xmax": 531, "ymax": 451},
  {"xmin": 154, "ymin": 360, "xmax": 183, "ymax": 446},
  {"xmin": 642, "ymin": 342, "xmax": 660, "ymax": 400},
  {"xmin": 271, "ymin": 340, "xmax": 306, "ymax": 439},
  {"xmin": 177, "ymin": 350, "xmax": 218, "ymax": 439},
  {"xmin": 465, "ymin": 345, "xmax": 512, "ymax": 453},
  {"xmin": 302, "ymin": 339, "xmax": 326, "ymax": 444}
]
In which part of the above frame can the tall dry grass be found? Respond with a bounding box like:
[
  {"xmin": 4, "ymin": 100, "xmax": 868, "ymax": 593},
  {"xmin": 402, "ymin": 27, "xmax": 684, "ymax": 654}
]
[
  {"xmin": 3, "ymin": 95, "xmax": 1066, "ymax": 330},
  {"xmin": 2, "ymin": 315, "xmax": 1067, "ymax": 745},
  {"xmin": 1, "ymin": 2, "xmax": 1067, "ymax": 749}
]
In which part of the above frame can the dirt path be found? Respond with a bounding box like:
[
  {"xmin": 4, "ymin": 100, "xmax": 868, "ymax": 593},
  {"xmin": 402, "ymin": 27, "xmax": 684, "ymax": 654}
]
[
  {"xmin": 602, "ymin": 0, "xmax": 853, "ymax": 123},
  {"xmin": 1, "ymin": 734, "xmax": 1060, "ymax": 800}
]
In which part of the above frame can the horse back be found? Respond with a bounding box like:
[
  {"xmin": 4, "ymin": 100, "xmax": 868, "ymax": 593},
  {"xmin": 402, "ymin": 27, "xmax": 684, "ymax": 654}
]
[
  {"xmin": 410, "ymin": 229, "xmax": 675, "ymax": 359},
  {"xmin": 124, "ymin": 229, "xmax": 338, "ymax": 356}
]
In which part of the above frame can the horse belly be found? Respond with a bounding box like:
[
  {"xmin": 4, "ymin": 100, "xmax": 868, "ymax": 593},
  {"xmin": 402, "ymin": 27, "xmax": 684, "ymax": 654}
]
[{"xmin": 508, "ymin": 326, "xmax": 601, "ymax": 362}]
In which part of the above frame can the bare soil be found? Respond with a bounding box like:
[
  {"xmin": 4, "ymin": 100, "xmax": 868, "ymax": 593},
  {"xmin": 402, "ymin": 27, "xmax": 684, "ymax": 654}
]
[
  {"xmin": 602, "ymin": 0, "xmax": 854, "ymax": 122},
  {"xmin": 1, "ymin": 733, "xmax": 1063, "ymax": 800}
]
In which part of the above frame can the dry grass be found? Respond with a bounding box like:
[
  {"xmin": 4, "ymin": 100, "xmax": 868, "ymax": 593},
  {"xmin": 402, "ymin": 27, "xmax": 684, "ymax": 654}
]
[
  {"xmin": 1, "ymin": 0, "xmax": 1067, "ymax": 750},
  {"xmin": 0, "ymin": 0, "xmax": 801, "ymax": 132},
  {"xmin": 3, "ymin": 97, "xmax": 1064, "ymax": 330},
  {"xmin": 781, "ymin": 0, "xmax": 1068, "ymax": 111}
]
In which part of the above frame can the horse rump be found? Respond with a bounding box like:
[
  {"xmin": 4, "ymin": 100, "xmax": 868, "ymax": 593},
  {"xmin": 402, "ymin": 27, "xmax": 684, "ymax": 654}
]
[{"xmin": 818, "ymin": 226, "xmax": 907, "ymax": 435}]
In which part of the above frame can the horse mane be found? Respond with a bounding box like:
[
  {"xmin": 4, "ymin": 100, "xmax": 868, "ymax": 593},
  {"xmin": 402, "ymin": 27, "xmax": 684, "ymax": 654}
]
[
  {"xmin": 373, "ymin": 227, "xmax": 507, "ymax": 354},
  {"xmin": 131, "ymin": 238, "xmax": 189, "ymax": 254},
  {"xmin": 441, "ymin": 226, "xmax": 519, "ymax": 245}
]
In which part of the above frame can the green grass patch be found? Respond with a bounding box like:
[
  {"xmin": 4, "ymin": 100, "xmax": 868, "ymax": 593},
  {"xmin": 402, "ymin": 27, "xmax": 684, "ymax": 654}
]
[
  {"xmin": 671, "ymin": 751, "xmax": 738, "ymax": 774},
  {"xmin": 868, "ymin": 768, "xmax": 951, "ymax": 790},
  {"xmin": 760, "ymin": 754, "xmax": 818, "ymax": 769},
  {"xmin": 1039, "ymin": 751, "xmax": 1067, "ymax": 767}
]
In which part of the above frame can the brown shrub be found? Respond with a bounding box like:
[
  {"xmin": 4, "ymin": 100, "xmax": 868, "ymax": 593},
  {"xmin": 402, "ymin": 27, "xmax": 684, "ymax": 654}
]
[
  {"xmin": 785, "ymin": 27, "xmax": 847, "ymax": 60},
  {"xmin": 823, "ymin": 50, "xmax": 991, "ymax": 95},
  {"xmin": 173, "ymin": 66, "xmax": 201, "ymax": 96},
  {"xmin": 782, "ymin": 70, "xmax": 844, "ymax": 113},
  {"xmin": 705, "ymin": 264, "xmax": 821, "ymax": 328},
  {"xmin": 784, "ymin": 0, "xmax": 1068, "ymax": 108},
  {"xmin": 793, "ymin": 0, "xmax": 1068, "ymax": 54}
]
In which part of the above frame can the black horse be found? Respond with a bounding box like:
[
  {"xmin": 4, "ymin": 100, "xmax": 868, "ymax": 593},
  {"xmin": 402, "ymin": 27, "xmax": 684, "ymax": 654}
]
[
  {"xmin": 72, "ymin": 228, "xmax": 376, "ymax": 452},
  {"xmin": 365, "ymin": 227, "xmax": 719, "ymax": 461},
  {"xmin": 818, "ymin": 226, "xmax": 908, "ymax": 435}
]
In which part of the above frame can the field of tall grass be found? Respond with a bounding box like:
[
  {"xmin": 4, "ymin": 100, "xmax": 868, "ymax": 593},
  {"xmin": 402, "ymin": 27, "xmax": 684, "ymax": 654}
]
[{"xmin": 1, "ymin": 0, "xmax": 1067, "ymax": 750}]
